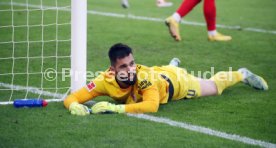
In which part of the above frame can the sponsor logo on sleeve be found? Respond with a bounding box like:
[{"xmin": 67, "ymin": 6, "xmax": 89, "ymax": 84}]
[
  {"xmin": 137, "ymin": 65, "xmax": 142, "ymax": 69},
  {"xmin": 138, "ymin": 79, "xmax": 152, "ymax": 90},
  {"xmin": 86, "ymin": 82, "xmax": 96, "ymax": 92}
]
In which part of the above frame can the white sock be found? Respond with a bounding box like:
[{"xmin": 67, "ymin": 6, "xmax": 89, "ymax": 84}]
[
  {"xmin": 172, "ymin": 13, "xmax": 181, "ymax": 23},
  {"xmin": 208, "ymin": 30, "xmax": 217, "ymax": 36}
]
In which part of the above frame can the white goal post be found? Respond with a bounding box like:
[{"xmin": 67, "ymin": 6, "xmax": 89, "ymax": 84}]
[{"xmin": 71, "ymin": 0, "xmax": 87, "ymax": 92}]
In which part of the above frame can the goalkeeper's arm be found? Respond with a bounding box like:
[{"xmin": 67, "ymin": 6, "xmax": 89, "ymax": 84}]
[
  {"xmin": 124, "ymin": 87, "xmax": 160, "ymax": 113},
  {"xmin": 92, "ymin": 87, "xmax": 160, "ymax": 114}
]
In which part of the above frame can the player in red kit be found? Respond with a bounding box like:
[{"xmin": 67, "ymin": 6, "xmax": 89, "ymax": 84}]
[{"xmin": 165, "ymin": 0, "xmax": 232, "ymax": 42}]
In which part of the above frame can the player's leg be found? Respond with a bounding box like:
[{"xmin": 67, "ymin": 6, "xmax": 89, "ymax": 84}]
[
  {"xmin": 202, "ymin": 69, "xmax": 268, "ymax": 96},
  {"xmin": 198, "ymin": 71, "xmax": 242, "ymax": 96},
  {"xmin": 165, "ymin": 0, "xmax": 201, "ymax": 41},
  {"xmin": 203, "ymin": 0, "xmax": 216, "ymax": 33},
  {"xmin": 206, "ymin": 71, "xmax": 243, "ymax": 95},
  {"xmin": 177, "ymin": 0, "xmax": 202, "ymax": 17},
  {"xmin": 199, "ymin": 79, "xmax": 218, "ymax": 96},
  {"xmin": 203, "ymin": 0, "xmax": 232, "ymax": 41}
]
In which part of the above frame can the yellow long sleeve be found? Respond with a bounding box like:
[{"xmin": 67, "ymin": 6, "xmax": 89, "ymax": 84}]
[
  {"xmin": 64, "ymin": 87, "xmax": 101, "ymax": 109},
  {"xmin": 125, "ymin": 86, "xmax": 160, "ymax": 113}
]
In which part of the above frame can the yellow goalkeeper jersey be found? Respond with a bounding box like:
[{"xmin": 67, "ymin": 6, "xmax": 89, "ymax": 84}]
[{"xmin": 64, "ymin": 64, "xmax": 194, "ymax": 113}]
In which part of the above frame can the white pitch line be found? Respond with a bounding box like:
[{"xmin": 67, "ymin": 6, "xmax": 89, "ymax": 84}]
[
  {"xmin": 0, "ymin": 82, "xmax": 275, "ymax": 148},
  {"xmin": 128, "ymin": 114, "xmax": 276, "ymax": 148},
  {"xmin": 1, "ymin": 2, "xmax": 276, "ymax": 35}
]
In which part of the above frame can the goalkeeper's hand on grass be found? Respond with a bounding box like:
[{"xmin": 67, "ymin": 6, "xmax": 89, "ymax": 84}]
[
  {"xmin": 69, "ymin": 102, "xmax": 90, "ymax": 116},
  {"xmin": 91, "ymin": 101, "xmax": 125, "ymax": 114}
]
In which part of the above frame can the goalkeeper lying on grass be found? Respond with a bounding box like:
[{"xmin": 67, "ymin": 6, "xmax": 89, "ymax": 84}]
[{"xmin": 64, "ymin": 43, "xmax": 268, "ymax": 115}]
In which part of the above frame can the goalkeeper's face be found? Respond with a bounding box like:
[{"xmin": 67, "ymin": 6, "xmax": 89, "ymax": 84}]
[{"xmin": 112, "ymin": 54, "xmax": 137, "ymax": 86}]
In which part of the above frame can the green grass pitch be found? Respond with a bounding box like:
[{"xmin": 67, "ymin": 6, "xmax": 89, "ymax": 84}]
[{"xmin": 0, "ymin": 0, "xmax": 275, "ymax": 147}]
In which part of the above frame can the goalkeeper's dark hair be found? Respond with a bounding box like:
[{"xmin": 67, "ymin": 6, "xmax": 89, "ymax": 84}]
[{"xmin": 108, "ymin": 43, "xmax": 133, "ymax": 65}]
